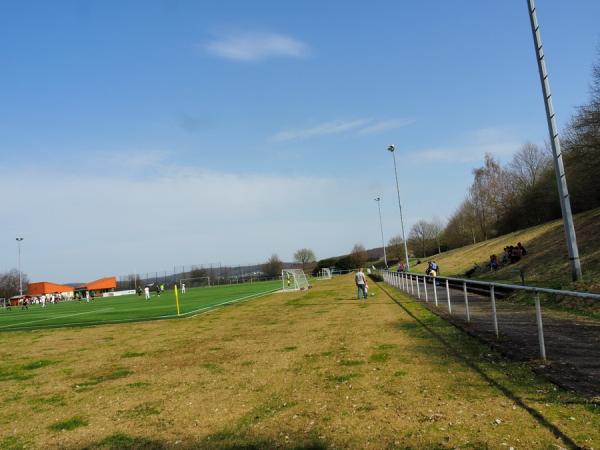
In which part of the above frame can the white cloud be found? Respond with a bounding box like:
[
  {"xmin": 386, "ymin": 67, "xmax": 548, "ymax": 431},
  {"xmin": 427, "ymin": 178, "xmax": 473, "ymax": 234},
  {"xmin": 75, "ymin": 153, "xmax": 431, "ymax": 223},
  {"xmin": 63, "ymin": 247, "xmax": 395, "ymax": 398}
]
[
  {"xmin": 270, "ymin": 119, "xmax": 369, "ymax": 142},
  {"xmin": 95, "ymin": 149, "xmax": 172, "ymax": 168},
  {"xmin": 270, "ymin": 118, "xmax": 414, "ymax": 142},
  {"xmin": 409, "ymin": 127, "xmax": 519, "ymax": 163},
  {"xmin": 357, "ymin": 119, "xmax": 415, "ymax": 135},
  {"xmin": 0, "ymin": 163, "xmax": 372, "ymax": 282},
  {"xmin": 203, "ymin": 31, "xmax": 310, "ymax": 62}
]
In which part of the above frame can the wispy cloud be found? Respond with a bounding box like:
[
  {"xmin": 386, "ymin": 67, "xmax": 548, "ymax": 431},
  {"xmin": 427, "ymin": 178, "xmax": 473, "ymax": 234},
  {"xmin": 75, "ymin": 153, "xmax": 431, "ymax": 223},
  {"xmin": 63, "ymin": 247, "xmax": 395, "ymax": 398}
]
[
  {"xmin": 270, "ymin": 118, "xmax": 414, "ymax": 142},
  {"xmin": 270, "ymin": 119, "xmax": 369, "ymax": 142},
  {"xmin": 357, "ymin": 118, "xmax": 415, "ymax": 135},
  {"xmin": 95, "ymin": 149, "xmax": 172, "ymax": 168},
  {"xmin": 409, "ymin": 127, "xmax": 519, "ymax": 163},
  {"xmin": 203, "ymin": 31, "xmax": 310, "ymax": 62}
]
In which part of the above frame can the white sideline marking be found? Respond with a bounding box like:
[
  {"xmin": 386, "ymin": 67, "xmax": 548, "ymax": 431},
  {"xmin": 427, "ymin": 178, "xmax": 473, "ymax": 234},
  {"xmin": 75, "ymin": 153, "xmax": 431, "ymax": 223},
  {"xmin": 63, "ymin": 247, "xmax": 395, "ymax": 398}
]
[
  {"xmin": 182, "ymin": 288, "xmax": 281, "ymax": 318},
  {"xmin": 0, "ymin": 308, "xmax": 114, "ymax": 329}
]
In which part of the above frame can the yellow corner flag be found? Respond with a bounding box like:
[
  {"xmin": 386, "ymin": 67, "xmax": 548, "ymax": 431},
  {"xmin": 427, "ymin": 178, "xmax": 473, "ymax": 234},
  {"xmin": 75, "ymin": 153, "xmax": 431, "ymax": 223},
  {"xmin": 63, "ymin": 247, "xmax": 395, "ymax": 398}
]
[{"xmin": 174, "ymin": 284, "xmax": 181, "ymax": 316}]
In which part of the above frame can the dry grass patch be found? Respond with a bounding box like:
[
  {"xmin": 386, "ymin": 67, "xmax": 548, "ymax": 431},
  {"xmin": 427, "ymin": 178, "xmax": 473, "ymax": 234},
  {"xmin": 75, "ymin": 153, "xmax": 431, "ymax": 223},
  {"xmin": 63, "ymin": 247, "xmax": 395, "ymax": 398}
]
[{"xmin": 0, "ymin": 275, "xmax": 597, "ymax": 448}]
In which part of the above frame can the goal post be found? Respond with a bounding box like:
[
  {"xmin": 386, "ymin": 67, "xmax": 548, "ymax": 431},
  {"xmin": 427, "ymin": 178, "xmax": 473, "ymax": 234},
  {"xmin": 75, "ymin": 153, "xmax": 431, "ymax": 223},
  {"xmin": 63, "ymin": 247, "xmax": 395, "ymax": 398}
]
[
  {"xmin": 318, "ymin": 268, "xmax": 332, "ymax": 280},
  {"xmin": 179, "ymin": 277, "xmax": 211, "ymax": 289},
  {"xmin": 281, "ymin": 269, "xmax": 310, "ymax": 292}
]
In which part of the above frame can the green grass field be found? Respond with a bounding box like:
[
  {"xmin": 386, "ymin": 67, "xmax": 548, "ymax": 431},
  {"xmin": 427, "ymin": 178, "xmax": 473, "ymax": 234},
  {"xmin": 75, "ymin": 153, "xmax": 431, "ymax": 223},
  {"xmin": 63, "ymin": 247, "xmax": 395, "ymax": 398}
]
[{"xmin": 0, "ymin": 280, "xmax": 281, "ymax": 332}]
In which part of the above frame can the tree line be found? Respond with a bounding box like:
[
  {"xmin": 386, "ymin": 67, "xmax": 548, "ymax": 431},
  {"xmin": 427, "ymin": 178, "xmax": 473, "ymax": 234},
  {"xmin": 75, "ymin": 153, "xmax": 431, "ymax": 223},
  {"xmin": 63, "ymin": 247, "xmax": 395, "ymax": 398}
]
[{"xmin": 404, "ymin": 50, "xmax": 600, "ymax": 255}]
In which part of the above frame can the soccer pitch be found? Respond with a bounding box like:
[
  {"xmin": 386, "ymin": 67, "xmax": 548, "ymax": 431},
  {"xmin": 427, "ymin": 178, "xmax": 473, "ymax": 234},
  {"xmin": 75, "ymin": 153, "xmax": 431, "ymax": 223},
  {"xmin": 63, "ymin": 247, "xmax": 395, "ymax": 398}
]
[{"xmin": 0, "ymin": 280, "xmax": 281, "ymax": 331}]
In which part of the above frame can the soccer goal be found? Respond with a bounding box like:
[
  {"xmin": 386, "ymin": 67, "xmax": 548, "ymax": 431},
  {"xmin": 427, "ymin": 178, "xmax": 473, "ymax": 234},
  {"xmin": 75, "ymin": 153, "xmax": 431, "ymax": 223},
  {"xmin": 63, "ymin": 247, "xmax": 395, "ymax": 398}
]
[
  {"xmin": 318, "ymin": 268, "xmax": 332, "ymax": 280},
  {"xmin": 179, "ymin": 277, "xmax": 211, "ymax": 289},
  {"xmin": 282, "ymin": 269, "xmax": 309, "ymax": 292}
]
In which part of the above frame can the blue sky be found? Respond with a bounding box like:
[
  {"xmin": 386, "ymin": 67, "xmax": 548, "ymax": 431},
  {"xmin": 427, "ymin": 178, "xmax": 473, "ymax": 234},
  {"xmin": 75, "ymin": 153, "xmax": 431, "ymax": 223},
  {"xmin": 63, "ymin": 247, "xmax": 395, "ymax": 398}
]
[{"xmin": 1, "ymin": 1, "xmax": 599, "ymax": 282}]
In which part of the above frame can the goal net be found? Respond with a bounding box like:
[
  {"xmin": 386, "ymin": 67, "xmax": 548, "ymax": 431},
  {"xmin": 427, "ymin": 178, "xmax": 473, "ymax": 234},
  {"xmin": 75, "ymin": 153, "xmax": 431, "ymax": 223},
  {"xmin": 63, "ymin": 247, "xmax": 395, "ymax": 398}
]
[
  {"xmin": 318, "ymin": 268, "xmax": 332, "ymax": 280},
  {"xmin": 282, "ymin": 269, "xmax": 309, "ymax": 292},
  {"xmin": 179, "ymin": 277, "xmax": 211, "ymax": 289}
]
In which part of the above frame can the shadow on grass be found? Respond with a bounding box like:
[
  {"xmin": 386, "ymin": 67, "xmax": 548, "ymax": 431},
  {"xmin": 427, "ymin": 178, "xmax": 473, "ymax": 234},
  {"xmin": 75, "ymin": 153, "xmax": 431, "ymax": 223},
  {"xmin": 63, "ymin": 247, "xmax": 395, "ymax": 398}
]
[
  {"xmin": 80, "ymin": 431, "xmax": 328, "ymax": 449},
  {"xmin": 376, "ymin": 282, "xmax": 582, "ymax": 450}
]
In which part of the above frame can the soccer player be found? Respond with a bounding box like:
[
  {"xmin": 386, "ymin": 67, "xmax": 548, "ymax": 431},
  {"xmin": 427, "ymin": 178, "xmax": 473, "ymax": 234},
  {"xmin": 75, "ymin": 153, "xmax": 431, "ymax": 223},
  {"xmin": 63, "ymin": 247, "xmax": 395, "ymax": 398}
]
[
  {"xmin": 85, "ymin": 291, "xmax": 90, "ymax": 303},
  {"xmin": 181, "ymin": 283, "xmax": 186, "ymax": 294},
  {"xmin": 144, "ymin": 286, "xmax": 150, "ymax": 300}
]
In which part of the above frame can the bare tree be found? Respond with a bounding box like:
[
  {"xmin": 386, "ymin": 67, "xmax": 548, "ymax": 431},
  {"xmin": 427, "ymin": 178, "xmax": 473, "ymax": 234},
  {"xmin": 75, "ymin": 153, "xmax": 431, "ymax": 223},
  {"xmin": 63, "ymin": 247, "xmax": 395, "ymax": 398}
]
[
  {"xmin": 387, "ymin": 235, "xmax": 404, "ymax": 262},
  {"xmin": 293, "ymin": 248, "xmax": 316, "ymax": 272},
  {"xmin": 429, "ymin": 217, "xmax": 445, "ymax": 254},
  {"xmin": 508, "ymin": 142, "xmax": 550, "ymax": 191},
  {"xmin": 0, "ymin": 269, "xmax": 29, "ymax": 299},
  {"xmin": 469, "ymin": 153, "xmax": 503, "ymax": 240},
  {"xmin": 350, "ymin": 244, "xmax": 368, "ymax": 268},
  {"xmin": 409, "ymin": 220, "xmax": 433, "ymax": 258},
  {"xmin": 262, "ymin": 254, "xmax": 283, "ymax": 279}
]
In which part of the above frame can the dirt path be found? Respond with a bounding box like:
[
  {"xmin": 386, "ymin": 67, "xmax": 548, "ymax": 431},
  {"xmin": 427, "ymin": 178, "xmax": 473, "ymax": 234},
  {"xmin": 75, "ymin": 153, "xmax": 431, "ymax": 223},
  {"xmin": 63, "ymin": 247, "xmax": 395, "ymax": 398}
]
[{"xmin": 386, "ymin": 276, "xmax": 600, "ymax": 397}]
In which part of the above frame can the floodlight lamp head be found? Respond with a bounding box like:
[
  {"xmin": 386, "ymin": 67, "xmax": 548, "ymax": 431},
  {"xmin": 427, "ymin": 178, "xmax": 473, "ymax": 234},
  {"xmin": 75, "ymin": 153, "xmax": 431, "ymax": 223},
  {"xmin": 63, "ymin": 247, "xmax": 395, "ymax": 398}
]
[
  {"xmin": 16, "ymin": 237, "xmax": 23, "ymax": 242},
  {"xmin": 387, "ymin": 145, "xmax": 396, "ymax": 153},
  {"xmin": 374, "ymin": 197, "xmax": 380, "ymax": 202}
]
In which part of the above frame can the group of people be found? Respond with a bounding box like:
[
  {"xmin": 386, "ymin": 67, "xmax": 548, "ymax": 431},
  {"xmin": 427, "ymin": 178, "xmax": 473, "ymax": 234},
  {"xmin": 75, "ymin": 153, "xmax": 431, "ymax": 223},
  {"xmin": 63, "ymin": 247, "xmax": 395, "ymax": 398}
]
[
  {"xmin": 137, "ymin": 283, "xmax": 168, "ymax": 300},
  {"xmin": 5, "ymin": 291, "xmax": 93, "ymax": 311},
  {"xmin": 489, "ymin": 242, "xmax": 527, "ymax": 270},
  {"xmin": 425, "ymin": 261, "xmax": 440, "ymax": 277}
]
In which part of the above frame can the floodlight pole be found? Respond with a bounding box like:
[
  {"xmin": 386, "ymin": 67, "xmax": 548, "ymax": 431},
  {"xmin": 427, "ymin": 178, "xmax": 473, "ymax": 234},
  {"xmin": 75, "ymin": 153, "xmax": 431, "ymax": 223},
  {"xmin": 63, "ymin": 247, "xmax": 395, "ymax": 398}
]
[
  {"xmin": 374, "ymin": 197, "xmax": 388, "ymax": 268},
  {"xmin": 527, "ymin": 0, "xmax": 582, "ymax": 281},
  {"xmin": 387, "ymin": 145, "xmax": 410, "ymax": 271},
  {"xmin": 16, "ymin": 237, "xmax": 23, "ymax": 296}
]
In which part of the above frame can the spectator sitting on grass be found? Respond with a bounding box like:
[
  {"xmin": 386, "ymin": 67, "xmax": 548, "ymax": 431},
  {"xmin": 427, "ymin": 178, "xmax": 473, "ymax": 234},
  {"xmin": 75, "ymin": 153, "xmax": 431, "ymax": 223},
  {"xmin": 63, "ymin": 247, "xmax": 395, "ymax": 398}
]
[
  {"xmin": 489, "ymin": 254, "xmax": 498, "ymax": 270},
  {"xmin": 517, "ymin": 242, "xmax": 527, "ymax": 256}
]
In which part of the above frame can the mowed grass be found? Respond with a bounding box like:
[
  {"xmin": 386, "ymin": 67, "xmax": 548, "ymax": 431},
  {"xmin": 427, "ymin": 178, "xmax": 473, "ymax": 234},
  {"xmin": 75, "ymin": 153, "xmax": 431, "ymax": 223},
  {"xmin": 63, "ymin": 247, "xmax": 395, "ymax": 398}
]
[
  {"xmin": 0, "ymin": 280, "xmax": 280, "ymax": 331},
  {"xmin": 0, "ymin": 275, "xmax": 597, "ymax": 449}
]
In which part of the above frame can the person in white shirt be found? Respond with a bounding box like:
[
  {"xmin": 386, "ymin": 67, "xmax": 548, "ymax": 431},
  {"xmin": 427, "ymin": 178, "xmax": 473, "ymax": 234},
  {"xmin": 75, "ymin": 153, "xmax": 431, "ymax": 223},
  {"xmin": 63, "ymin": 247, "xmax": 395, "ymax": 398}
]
[
  {"xmin": 181, "ymin": 283, "xmax": 186, "ymax": 294},
  {"xmin": 144, "ymin": 286, "xmax": 150, "ymax": 300},
  {"xmin": 41, "ymin": 295, "xmax": 46, "ymax": 308},
  {"xmin": 355, "ymin": 268, "xmax": 368, "ymax": 300}
]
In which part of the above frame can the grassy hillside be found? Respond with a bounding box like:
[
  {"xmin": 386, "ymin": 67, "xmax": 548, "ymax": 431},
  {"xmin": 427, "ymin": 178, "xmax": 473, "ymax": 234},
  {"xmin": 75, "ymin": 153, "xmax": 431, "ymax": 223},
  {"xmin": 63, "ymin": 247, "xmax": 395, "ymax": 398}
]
[{"xmin": 407, "ymin": 208, "xmax": 600, "ymax": 292}]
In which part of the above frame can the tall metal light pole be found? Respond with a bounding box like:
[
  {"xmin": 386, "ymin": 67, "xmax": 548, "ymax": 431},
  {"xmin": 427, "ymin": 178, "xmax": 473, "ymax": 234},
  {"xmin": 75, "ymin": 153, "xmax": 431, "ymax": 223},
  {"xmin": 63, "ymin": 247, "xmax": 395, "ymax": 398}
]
[
  {"xmin": 16, "ymin": 237, "xmax": 24, "ymax": 296},
  {"xmin": 374, "ymin": 197, "xmax": 388, "ymax": 268},
  {"xmin": 527, "ymin": 0, "xmax": 582, "ymax": 281},
  {"xmin": 387, "ymin": 145, "xmax": 410, "ymax": 271}
]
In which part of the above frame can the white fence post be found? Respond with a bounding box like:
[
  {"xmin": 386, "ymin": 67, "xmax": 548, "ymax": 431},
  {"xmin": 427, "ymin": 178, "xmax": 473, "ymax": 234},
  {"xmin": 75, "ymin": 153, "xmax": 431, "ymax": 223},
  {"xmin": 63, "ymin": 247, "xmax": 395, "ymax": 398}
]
[
  {"xmin": 416, "ymin": 275, "xmax": 420, "ymax": 299},
  {"xmin": 535, "ymin": 293, "xmax": 547, "ymax": 361},
  {"xmin": 433, "ymin": 278, "xmax": 438, "ymax": 307},
  {"xmin": 491, "ymin": 285, "xmax": 499, "ymax": 338},
  {"xmin": 423, "ymin": 276, "xmax": 428, "ymax": 302},
  {"xmin": 463, "ymin": 281, "xmax": 470, "ymax": 323},
  {"xmin": 445, "ymin": 279, "xmax": 452, "ymax": 314},
  {"xmin": 410, "ymin": 275, "xmax": 414, "ymax": 295}
]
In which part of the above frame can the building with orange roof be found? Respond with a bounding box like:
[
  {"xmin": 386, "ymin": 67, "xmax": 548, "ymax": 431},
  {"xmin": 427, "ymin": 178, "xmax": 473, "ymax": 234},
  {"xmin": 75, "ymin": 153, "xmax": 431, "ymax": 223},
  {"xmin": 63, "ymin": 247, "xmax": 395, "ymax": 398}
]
[
  {"xmin": 28, "ymin": 281, "xmax": 74, "ymax": 297},
  {"xmin": 75, "ymin": 277, "xmax": 117, "ymax": 295}
]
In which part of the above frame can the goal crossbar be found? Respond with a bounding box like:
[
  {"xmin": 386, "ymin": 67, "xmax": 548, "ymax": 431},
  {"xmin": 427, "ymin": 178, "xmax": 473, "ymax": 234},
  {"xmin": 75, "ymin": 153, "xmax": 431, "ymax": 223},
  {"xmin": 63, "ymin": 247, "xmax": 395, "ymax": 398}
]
[
  {"xmin": 281, "ymin": 269, "xmax": 309, "ymax": 292},
  {"xmin": 179, "ymin": 277, "xmax": 211, "ymax": 289}
]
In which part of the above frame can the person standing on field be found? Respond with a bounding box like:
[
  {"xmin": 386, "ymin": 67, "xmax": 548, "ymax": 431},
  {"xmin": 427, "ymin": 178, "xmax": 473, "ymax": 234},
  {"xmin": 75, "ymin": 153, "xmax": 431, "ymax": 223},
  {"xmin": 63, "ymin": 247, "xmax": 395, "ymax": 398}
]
[
  {"xmin": 355, "ymin": 268, "xmax": 368, "ymax": 300},
  {"xmin": 181, "ymin": 283, "xmax": 186, "ymax": 294},
  {"xmin": 144, "ymin": 286, "xmax": 150, "ymax": 300}
]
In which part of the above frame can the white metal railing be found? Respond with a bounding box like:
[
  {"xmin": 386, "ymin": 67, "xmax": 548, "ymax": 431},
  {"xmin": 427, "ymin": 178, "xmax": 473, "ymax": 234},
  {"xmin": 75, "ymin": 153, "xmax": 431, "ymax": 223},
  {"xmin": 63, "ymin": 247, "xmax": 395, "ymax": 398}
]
[{"xmin": 382, "ymin": 270, "xmax": 600, "ymax": 361}]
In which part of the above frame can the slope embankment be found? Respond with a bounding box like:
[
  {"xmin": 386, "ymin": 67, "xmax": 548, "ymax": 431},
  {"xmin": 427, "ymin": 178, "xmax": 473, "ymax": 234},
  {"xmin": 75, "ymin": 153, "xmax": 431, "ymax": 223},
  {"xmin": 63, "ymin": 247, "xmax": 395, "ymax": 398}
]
[{"xmin": 410, "ymin": 208, "xmax": 600, "ymax": 293}]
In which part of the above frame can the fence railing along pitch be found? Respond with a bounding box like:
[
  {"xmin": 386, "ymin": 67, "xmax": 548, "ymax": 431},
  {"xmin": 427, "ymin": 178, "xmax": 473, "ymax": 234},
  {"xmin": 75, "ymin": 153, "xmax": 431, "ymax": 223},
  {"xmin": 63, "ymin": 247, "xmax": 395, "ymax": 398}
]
[{"xmin": 382, "ymin": 270, "xmax": 600, "ymax": 361}]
